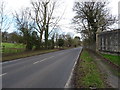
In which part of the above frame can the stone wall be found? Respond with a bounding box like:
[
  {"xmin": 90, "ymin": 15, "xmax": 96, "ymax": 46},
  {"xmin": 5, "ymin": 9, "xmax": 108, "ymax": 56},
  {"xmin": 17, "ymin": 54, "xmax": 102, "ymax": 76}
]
[{"xmin": 97, "ymin": 29, "xmax": 120, "ymax": 54}]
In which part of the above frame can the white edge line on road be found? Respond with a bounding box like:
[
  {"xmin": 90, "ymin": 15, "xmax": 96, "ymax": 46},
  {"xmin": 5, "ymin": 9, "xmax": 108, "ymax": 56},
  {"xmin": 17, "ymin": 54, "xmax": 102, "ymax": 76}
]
[
  {"xmin": 64, "ymin": 47, "xmax": 83, "ymax": 88},
  {"xmin": 33, "ymin": 56, "xmax": 55, "ymax": 64},
  {"xmin": 0, "ymin": 73, "xmax": 7, "ymax": 77},
  {"xmin": 2, "ymin": 58, "xmax": 22, "ymax": 64},
  {"xmin": 2, "ymin": 54, "xmax": 44, "ymax": 64}
]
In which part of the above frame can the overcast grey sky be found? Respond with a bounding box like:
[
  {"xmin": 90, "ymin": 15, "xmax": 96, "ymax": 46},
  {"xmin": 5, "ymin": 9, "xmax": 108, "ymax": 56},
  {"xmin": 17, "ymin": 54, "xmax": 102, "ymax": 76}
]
[{"xmin": 1, "ymin": 0, "xmax": 120, "ymax": 37}]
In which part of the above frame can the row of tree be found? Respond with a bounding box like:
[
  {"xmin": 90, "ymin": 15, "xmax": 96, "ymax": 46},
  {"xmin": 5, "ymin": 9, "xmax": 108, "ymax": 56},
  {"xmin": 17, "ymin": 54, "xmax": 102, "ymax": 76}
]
[
  {"xmin": 2, "ymin": 31, "xmax": 81, "ymax": 49},
  {"xmin": 1, "ymin": 0, "xmax": 115, "ymax": 50},
  {"xmin": 14, "ymin": 0, "xmax": 62, "ymax": 50},
  {"xmin": 1, "ymin": 0, "xmax": 78, "ymax": 50}
]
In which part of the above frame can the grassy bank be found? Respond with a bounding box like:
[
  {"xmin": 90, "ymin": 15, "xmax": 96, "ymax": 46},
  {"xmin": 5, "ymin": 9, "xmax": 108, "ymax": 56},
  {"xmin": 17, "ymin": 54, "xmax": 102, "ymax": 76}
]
[
  {"xmin": 101, "ymin": 53, "xmax": 120, "ymax": 66},
  {"xmin": 74, "ymin": 50, "xmax": 105, "ymax": 88},
  {"xmin": 2, "ymin": 49, "xmax": 59, "ymax": 62}
]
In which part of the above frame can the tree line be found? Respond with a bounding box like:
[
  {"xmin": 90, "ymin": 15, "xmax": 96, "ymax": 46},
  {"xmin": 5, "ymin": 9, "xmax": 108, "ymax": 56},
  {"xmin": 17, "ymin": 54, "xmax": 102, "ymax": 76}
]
[
  {"xmin": 1, "ymin": 0, "xmax": 81, "ymax": 50},
  {"xmin": 2, "ymin": 31, "xmax": 81, "ymax": 49},
  {"xmin": 1, "ymin": 0, "xmax": 116, "ymax": 50}
]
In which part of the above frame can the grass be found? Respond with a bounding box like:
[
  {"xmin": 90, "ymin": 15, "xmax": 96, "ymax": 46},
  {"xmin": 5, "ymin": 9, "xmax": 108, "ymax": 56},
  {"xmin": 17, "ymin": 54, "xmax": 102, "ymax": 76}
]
[
  {"xmin": 2, "ymin": 49, "xmax": 59, "ymax": 62},
  {"xmin": 1, "ymin": 42, "xmax": 73, "ymax": 62},
  {"xmin": 75, "ymin": 50, "xmax": 105, "ymax": 88},
  {"xmin": 101, "ymin": 53, "xmax": 120, "ymax": 66},
  {"xmin": 2, "ymin": 43, "xmax": 26, "ymax": 54},
  {"xmin": 2, "ymin": 43, "xmax": 25, "ymax": 48}
]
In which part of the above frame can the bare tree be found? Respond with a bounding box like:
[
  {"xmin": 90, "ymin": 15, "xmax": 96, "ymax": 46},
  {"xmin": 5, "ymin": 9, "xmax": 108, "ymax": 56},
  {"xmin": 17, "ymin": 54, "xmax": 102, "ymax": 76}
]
[
  {"xmin": 14, "ymin": 8, "xmax": 35, "ymax": 50},
  {"xmin": 72, "ymin": 1, "xmax": 116, "ymax": 43},
  {"xmin": 0, "ymin": 1, "xmax": 10, "ymax": 31},
  {"xmin": 31, "ymin": 0, "xmax": 63, "ymax": 48}
]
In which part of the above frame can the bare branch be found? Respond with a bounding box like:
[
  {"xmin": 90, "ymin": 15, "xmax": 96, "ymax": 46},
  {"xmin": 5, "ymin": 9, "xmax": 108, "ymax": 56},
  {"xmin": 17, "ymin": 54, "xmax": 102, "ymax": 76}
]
[{"xmin": 0, "ymin": 1, "xmax": 10, "ymax": 31}]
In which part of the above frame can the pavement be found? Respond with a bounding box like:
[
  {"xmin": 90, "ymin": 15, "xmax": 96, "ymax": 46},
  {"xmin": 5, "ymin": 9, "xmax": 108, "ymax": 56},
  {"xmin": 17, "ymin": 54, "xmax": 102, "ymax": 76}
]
[
  {"xmin": 2, "ymin": 47, "xmax": 82, "ymax": 88},
  {"xmin": 89, "ymin": 51, "xmax": 119, "ymax": 88}
]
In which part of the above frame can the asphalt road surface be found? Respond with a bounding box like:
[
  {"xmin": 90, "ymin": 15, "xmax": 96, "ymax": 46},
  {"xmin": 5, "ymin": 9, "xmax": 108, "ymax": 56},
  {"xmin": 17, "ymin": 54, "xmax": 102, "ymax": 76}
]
[{"xmin": 2, "ymin": 47, "xmax": 82, "ymax": 88}]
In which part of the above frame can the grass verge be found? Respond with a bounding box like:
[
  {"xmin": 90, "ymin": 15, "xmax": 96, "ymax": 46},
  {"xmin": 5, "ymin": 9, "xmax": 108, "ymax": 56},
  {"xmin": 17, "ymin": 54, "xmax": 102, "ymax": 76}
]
[
  {"xmin": 2, "ymin": 49, "xmax": 59, "ymax": 62},
  {"xmin": 101, "ymin": 53, "xmax": 120, "ymax": 66},
  {"xmin": 74, "ymin": 49, "xmax": 105, "ymax": 88}
]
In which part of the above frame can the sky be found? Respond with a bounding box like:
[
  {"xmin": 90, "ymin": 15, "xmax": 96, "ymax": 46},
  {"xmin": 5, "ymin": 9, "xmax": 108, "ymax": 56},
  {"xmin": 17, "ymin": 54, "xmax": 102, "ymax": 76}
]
[{"xmin": 1, "ymin": 0, "xmax": 120, "ymax": 37}]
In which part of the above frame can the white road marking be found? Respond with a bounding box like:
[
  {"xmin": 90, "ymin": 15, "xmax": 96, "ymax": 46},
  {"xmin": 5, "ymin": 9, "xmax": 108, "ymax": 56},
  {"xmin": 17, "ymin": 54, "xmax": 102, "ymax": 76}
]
[
  {"xmin": 2, "ymin": 54, "xmax": 43, "ymax": 64},
  {"xmin": 33, "ymin": 61, "xmax": 40, "ymax": 64},
  {"xmin": 58, "ymin": 52, "xmax": 68, "ymax": 56},
  {"xmin": 58, "ymin": 53, "xmax": 64, "ymax": 55},
  {"xmin": 64, "ymin": 48, "xmax": 83, "ymax": 88},
  {"xmin": 2, "ymin": 59, "xmax": 22, "ymax": 64},
  {"xmin": 33, "ymin": 56, "xmax": 55, "ymax": 64},
  {"xmin": 0, "ymin": 73, "xmax": 7, "ymax": 77}
]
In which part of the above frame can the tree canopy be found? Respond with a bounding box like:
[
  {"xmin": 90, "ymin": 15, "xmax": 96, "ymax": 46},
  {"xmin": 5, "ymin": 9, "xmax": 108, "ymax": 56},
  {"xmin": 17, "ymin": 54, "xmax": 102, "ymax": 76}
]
[{"xmin": 72, "ymin": 1, "xmax": 116, "ymax": 43}]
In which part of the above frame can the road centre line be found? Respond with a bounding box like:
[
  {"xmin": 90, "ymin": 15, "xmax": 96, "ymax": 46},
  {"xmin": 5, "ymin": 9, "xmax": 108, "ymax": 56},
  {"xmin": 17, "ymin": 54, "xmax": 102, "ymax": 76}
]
[
  {"xmin": 58, "ymin": 52, "xmax": 68, "ymax": 56},
  {"xmin": 33, "ymin": 56, "xmax": 55, "ymax": 64},
  {"xmin": 0, "ymin": 73, "xmax": 7, "ymax": 77},
  {"xmin": 58, "ymin": 53, "xmax": 65, "ymax": 55}
]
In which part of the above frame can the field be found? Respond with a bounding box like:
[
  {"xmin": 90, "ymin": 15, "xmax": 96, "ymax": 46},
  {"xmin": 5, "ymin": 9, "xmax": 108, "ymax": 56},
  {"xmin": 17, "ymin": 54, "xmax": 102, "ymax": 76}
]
[
  {"xmin": 101, "ymin": 53, "xmax": 120, "ymax": 66},
  {"xmin": 1, "ymin": 43, "xmax": 70, "ymax": 61},
  {"xmin": 2, "ymin": 43, "xmax": 26, "ymax": 54}
]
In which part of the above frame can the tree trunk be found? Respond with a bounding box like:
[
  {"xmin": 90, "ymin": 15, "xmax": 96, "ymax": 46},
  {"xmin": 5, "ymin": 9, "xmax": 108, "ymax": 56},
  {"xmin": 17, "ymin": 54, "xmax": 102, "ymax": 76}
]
[
  {"xmin": 39, "ymin": 31, "xmax": 43, "ymax": 49},
  {"xmin": 45, "ymin": 24, "xmax": 48, "ymax": 49},
  {"xmin": 44, "ymin": 3, "xmax": 48, "ymax": 49}
]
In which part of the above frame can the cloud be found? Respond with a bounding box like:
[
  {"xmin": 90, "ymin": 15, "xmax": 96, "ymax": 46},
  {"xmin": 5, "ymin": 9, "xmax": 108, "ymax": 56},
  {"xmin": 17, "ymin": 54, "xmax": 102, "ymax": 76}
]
[{"xmin": 2, "ymin": 0, "xmax": 119, "ymax": 33}]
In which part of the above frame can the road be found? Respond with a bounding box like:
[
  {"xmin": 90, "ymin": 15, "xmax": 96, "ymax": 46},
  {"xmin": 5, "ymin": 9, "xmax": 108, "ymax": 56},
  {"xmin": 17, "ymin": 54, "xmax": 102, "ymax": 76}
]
[{"xmin": 2, "ymin": 47, "xmax": 82, "ymax": 88}]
